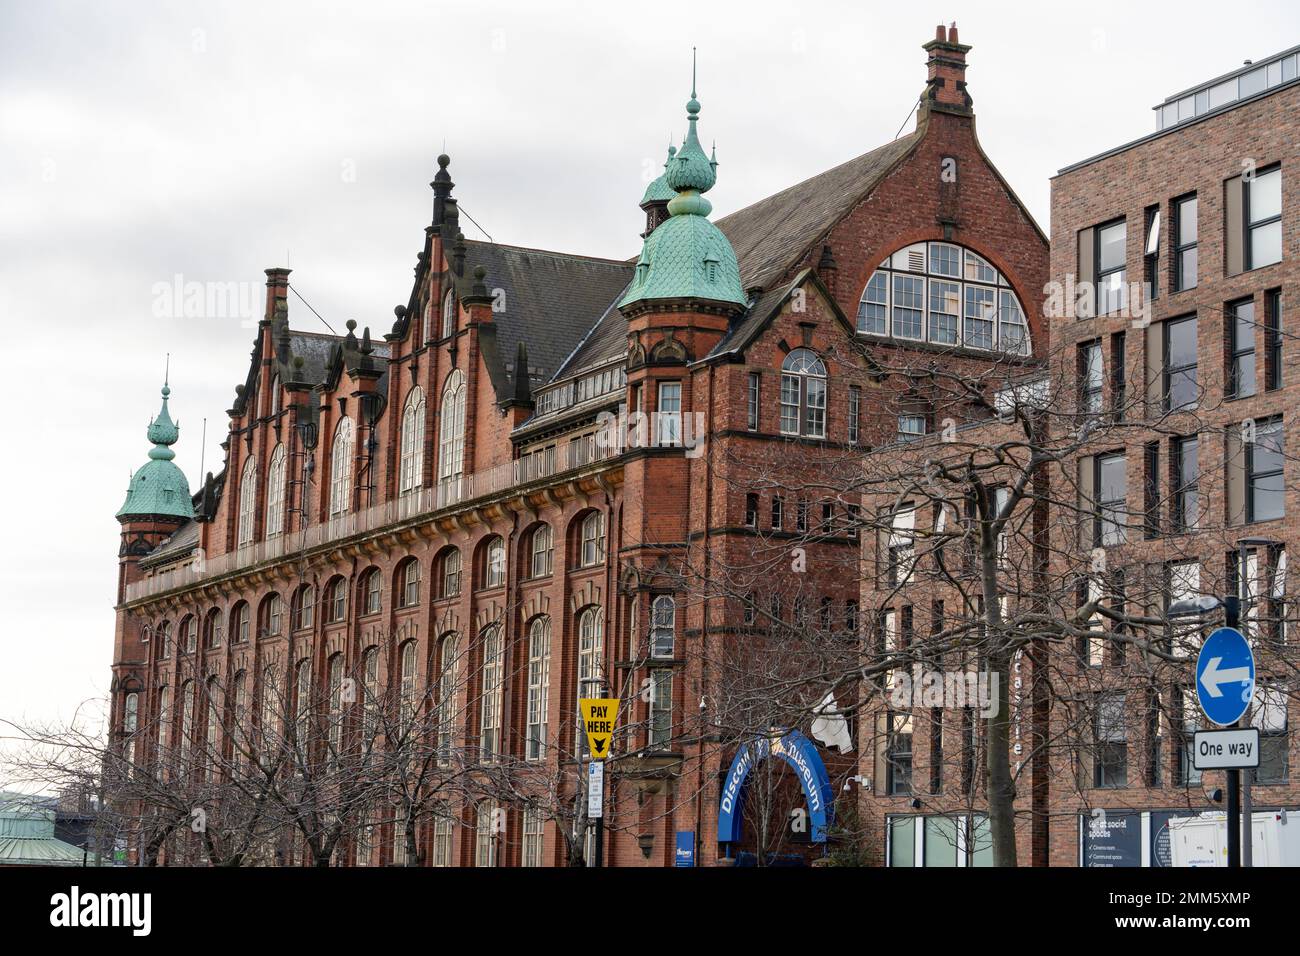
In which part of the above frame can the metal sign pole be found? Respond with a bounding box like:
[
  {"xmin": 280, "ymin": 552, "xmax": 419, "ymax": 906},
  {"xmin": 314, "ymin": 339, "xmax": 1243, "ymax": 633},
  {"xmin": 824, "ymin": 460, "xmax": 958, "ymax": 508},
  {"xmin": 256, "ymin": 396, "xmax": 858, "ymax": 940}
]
[{"xmin": 1224, "ymin": 596, "xmax": 1241, "ymax": 869}]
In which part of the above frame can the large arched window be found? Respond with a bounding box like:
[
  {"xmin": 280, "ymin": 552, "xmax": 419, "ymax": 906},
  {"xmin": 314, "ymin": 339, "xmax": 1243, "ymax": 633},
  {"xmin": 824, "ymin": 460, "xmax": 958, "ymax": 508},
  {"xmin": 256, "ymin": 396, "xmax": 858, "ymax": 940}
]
[
  {"xmin": 399, "ymin": 640, "xmax": 418, "ymax": 730},
  {"xmin": 436, "ymin": 633, "xmax": 459, "ymax": 765},
  {"xmin": 479, "ymin": 626, "xmax": 504, "ymax": 761},
  {"xmin": 260, "ymin": 664, "xmax": 281, "ymax": 745},
  {"xmin": 399, "ymin": 387, "xmax": 426, "ymax": 497},
  {"xmin": 237, "ymin": 455, "xmax": 257, "ymax": 546},
  {"xmin": 779, "ymin": 349, "xmax": 827, "ymax": 438},
  {"xmin": 361, "ymin": 646, "xmax": 380, "ymax": 738},
  {"xmin": 525, "ymin": 617, "xmax": 551, "ymax": 761},
  {"xmin": 577, "ymin": 606, "xmax": 604, "ymax": 755},
  {"xmin": 179, "ymin": 680, "xmax": 195, "ymax": 763},
  {"xmin": 294, "ymin": 659, "xmax": 312, "ymax": 743},
  {"xmin": 231, "ymin": 671, "xmax": 248, "ymax": 773},
  {"xmin": 123, "ymin": 692, "xmax": 139, "ymax": 766},
  {"xmin": 857, "ymin": 242, "xmax": 1030, "ymax": 354},
  {"xmin": 438, "ymin": 370, "xmax": 466, "ymax": 488},
  {"xmin": 330, "ymin": 416, "xmax": 355, "ymax": 516},
  {"xmin": 265, "ymin": 444, "xmax": 287, "ymax": 538},
  {"xmin": 327, "ymin": 654, "xmax": 345, "ymax": 755}
]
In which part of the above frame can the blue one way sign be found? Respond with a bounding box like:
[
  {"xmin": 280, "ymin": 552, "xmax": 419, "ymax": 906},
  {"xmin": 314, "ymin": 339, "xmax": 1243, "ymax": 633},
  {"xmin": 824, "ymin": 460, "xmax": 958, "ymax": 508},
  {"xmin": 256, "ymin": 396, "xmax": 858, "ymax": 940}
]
[{"xmin": 1195, "ymin": 627, "xmax": 1255, "ymax": 727}]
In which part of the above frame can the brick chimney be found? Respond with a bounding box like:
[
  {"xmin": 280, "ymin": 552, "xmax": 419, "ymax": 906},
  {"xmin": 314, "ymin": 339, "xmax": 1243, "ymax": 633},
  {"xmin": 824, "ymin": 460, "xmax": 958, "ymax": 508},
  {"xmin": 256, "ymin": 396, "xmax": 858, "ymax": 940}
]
[{"xmin": 921, "ymin": 22, "xmax": 972, "ymax": 115}]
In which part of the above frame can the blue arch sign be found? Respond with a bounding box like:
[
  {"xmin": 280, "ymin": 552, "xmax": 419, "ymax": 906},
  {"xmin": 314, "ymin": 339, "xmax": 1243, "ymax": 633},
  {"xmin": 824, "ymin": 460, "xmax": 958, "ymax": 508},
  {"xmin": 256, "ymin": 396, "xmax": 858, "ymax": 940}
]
[
  {"xmin": 716, "ymin": 729, "xmax": 835, "ymax": 844},
  {"xmin": 1196, "ymin": 627, "xmax": 1256, "ymax": 726}
]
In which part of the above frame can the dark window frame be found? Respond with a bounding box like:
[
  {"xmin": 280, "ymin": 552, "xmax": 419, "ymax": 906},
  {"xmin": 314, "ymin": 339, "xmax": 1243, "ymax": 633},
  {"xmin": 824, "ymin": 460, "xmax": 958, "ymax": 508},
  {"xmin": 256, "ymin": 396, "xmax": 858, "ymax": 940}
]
[
  {"xmin": 1244, "ymin": 164, "xmax": 1282, "ymax": 271},
  {"xmin": 1227, "ymin": 296, "xmax": 1257, "ymax": 400},
  {"xmin": 1173, "ymin": 193, "xmax": 1198, "ymax": 292}
]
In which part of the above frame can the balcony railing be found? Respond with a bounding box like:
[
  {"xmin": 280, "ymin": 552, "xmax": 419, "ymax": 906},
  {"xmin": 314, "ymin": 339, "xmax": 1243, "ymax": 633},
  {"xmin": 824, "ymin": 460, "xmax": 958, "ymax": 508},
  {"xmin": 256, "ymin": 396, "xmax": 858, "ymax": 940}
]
[{"xmin": 123, "ymin": 437, "xmax": 620, "ymax": 604}]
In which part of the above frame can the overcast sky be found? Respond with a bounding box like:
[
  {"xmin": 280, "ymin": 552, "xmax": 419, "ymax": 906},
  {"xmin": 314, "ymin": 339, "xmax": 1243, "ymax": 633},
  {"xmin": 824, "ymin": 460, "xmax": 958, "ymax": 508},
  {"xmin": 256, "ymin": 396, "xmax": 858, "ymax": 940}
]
[{"xmin": 2, "ymin": 0, "xmax": 1298, "ymax": 744}]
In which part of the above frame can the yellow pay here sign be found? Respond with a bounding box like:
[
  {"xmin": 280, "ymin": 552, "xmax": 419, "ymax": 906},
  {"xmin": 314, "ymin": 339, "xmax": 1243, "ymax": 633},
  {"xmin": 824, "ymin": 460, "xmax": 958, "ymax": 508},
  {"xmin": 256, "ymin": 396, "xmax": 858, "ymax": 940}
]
[{"xmin": 579, "ymin": 698, "xmax": 620, "ymax": 759}]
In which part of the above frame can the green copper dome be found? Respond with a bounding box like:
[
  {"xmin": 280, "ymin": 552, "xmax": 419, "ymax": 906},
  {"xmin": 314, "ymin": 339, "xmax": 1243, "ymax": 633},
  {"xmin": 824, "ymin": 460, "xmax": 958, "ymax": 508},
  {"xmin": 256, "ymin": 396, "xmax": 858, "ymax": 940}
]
[
  {"xmin": 620, "ymin": 84, "xmax": 745, "ymax": 310},
  {"xmin": 640, "ymin": 144, "xmax": 677, "ymax": 206},
  {"xmin": 117, "ymin": 382, "xmax": 194, "ymax": 520}
]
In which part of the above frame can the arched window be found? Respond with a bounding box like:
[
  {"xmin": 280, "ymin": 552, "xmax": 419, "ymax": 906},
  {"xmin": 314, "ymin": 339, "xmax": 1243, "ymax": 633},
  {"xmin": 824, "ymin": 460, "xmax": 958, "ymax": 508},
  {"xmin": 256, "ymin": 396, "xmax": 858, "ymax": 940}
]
[
  {"xmin": 327, "ymin": 654, "xmax": 345, "ymax": 755},
  {"xmin": 422, "ymin": 297, "xmax": 434, "ymax": 345},
  {"xmin": 237, "ymin": 455, "xmax": 257, "ymax": 546},
  {"xmin": 529, "ymin": 524, "xmax": 553, "ymax": 579},
  {"xmin": 231, "ymin": 671, "xmax": 248, "ymax": 772},
  {"xmin": 441, "ymin": 548, "xmax": 462, "ymax": 598},
  {"xmin": 264, "ymin": 593, "xmax": 283, "ymax": 636},
  {"xmin": 362, "ymin": 568, "xmax": 382, "ymax": 616},
  {"xmin": 399, "ymin": 640, "xmax": 418, "ymax": 730},
  {"xmin": 432, "ymin": 812, "xmax": 454, "ymax": 867},
  {"xmin": 475, "ymin": 800, "xmax": 498, "ymax": 867},
  {"xmin": 328, "ymin": 577, "xmax": 347, "ymax": 623},
  {"xmin": 479, "ymin": 626, "xmax": 504, "ymax": 760},
  {"xmin": 525, "ymin": 617, "xmax": 551, "ymax": 761},
  {"xmin": 179, "ymin": 680, "xmax": 195, "ymax": 763},
  {"xmin": 857, "ymin": 242, "xmax": 1030, "ymax": 354},
  {"xmin": 398, "ymin": 387, "xmax": 426, "ymax": 496},
  {"xmin": 295, "ymin": 584, "xmax": 315, "ymax": 631},
  {"xmin": 482, "ymin": 536, "xmax": 506, "ymax": 589},
  {"xmin": 204, "ymin": 609, "xmax": 222, "ymax": 649},
  {"xmin": 397, "ymin": 558, "xmax": 421, "ymax": 608},
  {"xmin": 294, "ymin": 659, "xmax": 312, "ymax": 743},
  {"xmin": 123, "ymin": 692, "xmax": 139, "ymax": 766},
  {"xmin": 330, "ymin": 416, "xmax": 355, "ymax": 516},
  {"xmin": 441, "ymin": 289, "xmax": 457, "ymax": 340},
  {"xmin": 158, "ymin": 620, "xmax": 172, "ymax": 660},
  {"xmin": 436, "ymin": 633, "xmax": 459, "ymax": 765},
  {"xmin": 577, "ymin": 607, "xmax": 604, "ymax": 755},
  {"xmin": 260, "ymin": 665, "xmax": 281, "ymax": 745},
  {"xmin": 579, "ymin": 512, "xmax": 605, "ymax": 567},
  {"xmin": 437, "ymin": 370, "xmax": 466, "ymax": 488},
  {"xmin": 157, "ymin": 683, "xmax": 170, "ymax": 752},
  {"xmin": 183, "ymin": 615, "xmax": 198, "ymax": 654},
  {"xmin": 650, "ymin": 595, "xmax": 676, "ymax": 658},
  {"xmin": 204, "ymin": 678, "xmax": 220, "ymax": 781},
  {"xmin": 265, "ymin": 444, "xmax": 287, "ymax": 538},
  {"xmin": 232, "ymin": 602, "xmax": 250, "ymax": 645},
  {"xmin": 270, "ymin": 374, "xmax": 281, "ymax": 416},
  {"xmin": 361, "ymin": 646, "xmax": 380, "ymax": 738},
  {"xmin": 779, "ymin": 349, "xmax": 827, "ymax": 439}
]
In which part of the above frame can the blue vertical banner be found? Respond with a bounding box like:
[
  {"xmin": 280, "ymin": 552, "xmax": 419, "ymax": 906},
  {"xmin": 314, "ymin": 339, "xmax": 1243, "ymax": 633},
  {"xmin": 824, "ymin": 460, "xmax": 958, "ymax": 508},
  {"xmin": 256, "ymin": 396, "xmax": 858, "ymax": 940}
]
[{"xmin": 674, "ymin": 831, "xmax": 696, "ymax": 867}]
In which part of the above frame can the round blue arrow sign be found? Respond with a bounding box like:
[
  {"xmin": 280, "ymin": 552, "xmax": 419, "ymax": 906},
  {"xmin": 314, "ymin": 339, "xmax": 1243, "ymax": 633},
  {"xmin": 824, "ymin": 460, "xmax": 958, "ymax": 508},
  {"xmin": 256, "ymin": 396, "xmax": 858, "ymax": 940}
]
[{"xmin": 1195, "ymin": 627, "xmax": 1256, "ymax": 727}]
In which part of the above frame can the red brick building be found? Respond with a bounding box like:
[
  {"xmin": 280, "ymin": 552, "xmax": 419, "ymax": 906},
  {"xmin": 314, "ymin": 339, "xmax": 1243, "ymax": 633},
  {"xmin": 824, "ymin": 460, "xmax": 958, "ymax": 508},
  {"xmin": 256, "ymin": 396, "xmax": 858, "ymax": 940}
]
[{"xmin": 111, "ymin": 25, "xmax": 1046, "ymax": 866}]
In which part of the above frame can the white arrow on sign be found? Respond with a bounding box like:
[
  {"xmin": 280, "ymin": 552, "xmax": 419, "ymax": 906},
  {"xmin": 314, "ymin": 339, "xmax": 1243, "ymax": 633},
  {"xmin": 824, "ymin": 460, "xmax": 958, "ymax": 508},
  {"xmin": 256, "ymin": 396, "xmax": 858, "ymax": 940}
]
[{"xmin": 1198, "ymin": 656, "xmax": 1252, "ymax": 698}]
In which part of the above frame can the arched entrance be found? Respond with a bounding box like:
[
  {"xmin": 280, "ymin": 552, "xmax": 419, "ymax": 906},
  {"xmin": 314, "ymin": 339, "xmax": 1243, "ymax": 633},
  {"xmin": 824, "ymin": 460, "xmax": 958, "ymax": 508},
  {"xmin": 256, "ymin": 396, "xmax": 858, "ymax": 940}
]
[{"xmin": 716, "ymin": 729, "xmax": 835, "ymax": 861}]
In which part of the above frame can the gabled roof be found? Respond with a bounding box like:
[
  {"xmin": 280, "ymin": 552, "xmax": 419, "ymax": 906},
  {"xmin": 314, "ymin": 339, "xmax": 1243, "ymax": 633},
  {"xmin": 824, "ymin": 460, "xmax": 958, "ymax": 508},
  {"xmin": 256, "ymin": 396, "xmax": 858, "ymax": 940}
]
[
  {"xmin": 714, "ymin": 131, "xmax": 922, "ymax": 290},
  {"xmin": 458, "ymin": 240, "xmax": 634, "ymax": 396},
  {"xmin": 534, "ymin": 132, "xmax": 924, "ymax": 392}
]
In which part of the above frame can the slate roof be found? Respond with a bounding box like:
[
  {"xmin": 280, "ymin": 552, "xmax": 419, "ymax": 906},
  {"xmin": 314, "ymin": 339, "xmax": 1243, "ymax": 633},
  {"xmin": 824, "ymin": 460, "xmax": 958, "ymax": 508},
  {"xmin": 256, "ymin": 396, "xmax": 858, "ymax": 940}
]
[
  {"xmin": 540, "ymin": 132, "xmax": 922, "ymax": 387},
  {"xmin": 714, "ymin": 131, "xmax": 922, "ymax": 290},
  {"xmin": 459, "ymin": 241, "xmax": 634, "ymax": 392}
]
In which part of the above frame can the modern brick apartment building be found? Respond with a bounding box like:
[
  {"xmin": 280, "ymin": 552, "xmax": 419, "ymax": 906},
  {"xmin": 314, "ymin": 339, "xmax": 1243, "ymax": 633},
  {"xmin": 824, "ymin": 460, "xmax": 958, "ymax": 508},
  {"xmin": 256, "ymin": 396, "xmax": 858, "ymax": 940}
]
[
  {"xmin": 856, "ymin": 43, "xmax": 1300, "ymax": 870},
  {"xmin": 1044, "ymin": 44, "xmax": 1300, "ymax": 867},
  {"xmin": 110, "ymin": 24, "xmax": 1047, "ymax": 867}
]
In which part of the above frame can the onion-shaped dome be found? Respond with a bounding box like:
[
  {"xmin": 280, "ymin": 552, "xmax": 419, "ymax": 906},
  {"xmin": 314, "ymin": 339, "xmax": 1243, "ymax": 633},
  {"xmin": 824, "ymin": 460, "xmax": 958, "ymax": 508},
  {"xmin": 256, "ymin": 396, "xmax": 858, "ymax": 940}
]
[{"xmin": 117, "ymin": 383, "xmax": 194, "ymax": 520}]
